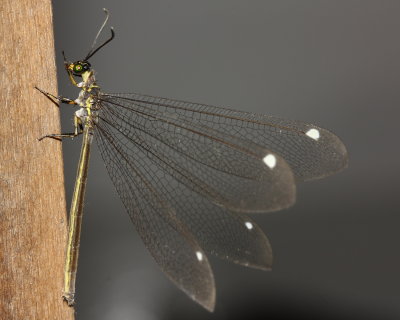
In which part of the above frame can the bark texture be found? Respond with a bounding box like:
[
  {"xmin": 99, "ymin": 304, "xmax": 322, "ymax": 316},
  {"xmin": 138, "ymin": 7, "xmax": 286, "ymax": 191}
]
[{"xmin": 0, "ymin": 1, "xmax": 74, "ymax": 319}]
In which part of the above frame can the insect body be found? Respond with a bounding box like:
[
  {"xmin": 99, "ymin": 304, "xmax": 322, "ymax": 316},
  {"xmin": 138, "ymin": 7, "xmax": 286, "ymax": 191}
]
[
  {"xmin": 37, "ymin": 9, "xmax": 348, "ymax": 311},
  {"xmin": 37, "ymin": 17, "xmax": 114, "ymax": 305}
]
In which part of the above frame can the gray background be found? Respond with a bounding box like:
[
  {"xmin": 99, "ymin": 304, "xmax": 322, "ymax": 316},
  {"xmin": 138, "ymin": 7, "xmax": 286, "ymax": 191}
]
[{"xmin": 51, "ymin": 1, "xmax": 400, "ymax": 319}]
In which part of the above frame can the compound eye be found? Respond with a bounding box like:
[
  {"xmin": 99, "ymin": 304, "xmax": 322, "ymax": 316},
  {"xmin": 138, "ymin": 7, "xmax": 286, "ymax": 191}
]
[
  {"xmin": 71, "ymin": 61, "xmax": 91, "ymax": 76},
  {"xmin": 73, "ymin": 63, "xmax": 84, "ymax": 74}
]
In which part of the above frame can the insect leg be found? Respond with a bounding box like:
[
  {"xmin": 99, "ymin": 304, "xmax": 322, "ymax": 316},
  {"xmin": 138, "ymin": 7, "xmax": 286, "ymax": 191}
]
[
  {"xmin": 62, "ymin": 51, "xmax": 81, "ymax": 87},
  {"xmin": 35, "ymin": 86, "xmax": 77, "ymax": 108},
  {"xmin": 38, "ymin": 115, "xmax": 83, "ymax": 141}
]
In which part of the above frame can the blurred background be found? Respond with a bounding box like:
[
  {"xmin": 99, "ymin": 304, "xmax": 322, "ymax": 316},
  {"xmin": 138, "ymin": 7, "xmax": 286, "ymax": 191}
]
[{"xmin": 51, "ymin": 1, "xmax": 400, "ymax": 319}]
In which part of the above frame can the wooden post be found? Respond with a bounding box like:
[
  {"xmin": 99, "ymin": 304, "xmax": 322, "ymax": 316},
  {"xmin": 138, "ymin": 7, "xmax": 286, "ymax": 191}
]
[{"xmin": 0, "ymin": 1, "xmax": 74, "ymax": 319}]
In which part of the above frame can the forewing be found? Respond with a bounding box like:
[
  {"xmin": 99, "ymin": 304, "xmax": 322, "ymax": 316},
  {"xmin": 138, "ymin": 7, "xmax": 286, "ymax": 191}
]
[
  {"xmin": 98, "ymin": 93, "xmax": 297, "ymax": 213},
  {"xmin": 101, "ymin": 93, "xmax": 348, "ymax": 181}
]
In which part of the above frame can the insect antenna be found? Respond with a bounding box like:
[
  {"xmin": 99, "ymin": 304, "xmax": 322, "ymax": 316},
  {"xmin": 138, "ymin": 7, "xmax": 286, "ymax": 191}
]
[{"xmin": 84, "ymin": 8, "xmax": 115, "ymax": 61}]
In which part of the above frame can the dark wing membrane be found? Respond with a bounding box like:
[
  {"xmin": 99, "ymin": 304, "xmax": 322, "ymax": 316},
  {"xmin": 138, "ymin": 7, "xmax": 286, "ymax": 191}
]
[
  {"xmin": 100, "ymin": 93, "xmax": 348, "ymax": 181},
  {"xmin": 95, "ymin": 118, "xmax": 274, "ymax": 310}
]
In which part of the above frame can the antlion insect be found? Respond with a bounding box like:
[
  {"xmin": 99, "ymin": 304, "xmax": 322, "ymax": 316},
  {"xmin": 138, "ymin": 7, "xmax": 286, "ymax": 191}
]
[{"xmin": 37, "ymin": 9, "xmax": 347, "ymax": 311}]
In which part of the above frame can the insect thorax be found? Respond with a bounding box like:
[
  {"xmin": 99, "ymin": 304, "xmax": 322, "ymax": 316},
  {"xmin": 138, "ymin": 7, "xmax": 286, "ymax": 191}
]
[{"xmin": 74, "ymin": 71, "xmax": 100, "ymax": 124}]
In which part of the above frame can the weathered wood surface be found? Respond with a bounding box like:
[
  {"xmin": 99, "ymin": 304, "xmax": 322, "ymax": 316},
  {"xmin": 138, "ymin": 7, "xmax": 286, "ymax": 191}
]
[{"xmin": 0, "ymin": 1, "xmax": 74, "ymax": 319}]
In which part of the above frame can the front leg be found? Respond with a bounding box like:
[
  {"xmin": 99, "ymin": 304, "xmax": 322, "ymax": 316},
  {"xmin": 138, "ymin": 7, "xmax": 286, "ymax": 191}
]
[
  {"xmin": 35, "ymin": 86, "xmax": 77, "ymax": 108},
  {"xmin": 62, "ymin": 51, "xmax": 80, "ymax": 87}
]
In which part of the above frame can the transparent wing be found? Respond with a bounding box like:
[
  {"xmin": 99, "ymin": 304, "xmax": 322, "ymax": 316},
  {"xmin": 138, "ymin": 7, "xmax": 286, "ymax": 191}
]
[
  {"xmin": 97, "ymin": 93, "xmax": 297, "ymax": 214},
  {"xmin": 100, "ymin": 92, "xmax": 348, "ymax": 182},
  {"xmin": 95, "ymin": 119, "xmax": 274, "ymax": 311},
  {"xmin": 95, "ymin": 125, "xmax": 216, "ymax": 311},
  {"xmin": 93, "ymin": 92, "xmax": 347, "ymax": 309}
]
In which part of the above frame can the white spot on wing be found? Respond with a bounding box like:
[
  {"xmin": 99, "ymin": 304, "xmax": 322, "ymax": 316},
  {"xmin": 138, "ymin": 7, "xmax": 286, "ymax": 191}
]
[
  {"xmin": 245, "ymin": 222, "xmax": 253, "ymax": 230},
  {"xmin": 263, "ymin": 154, "xmax": 277, "ymax": 169},
  {"xmin": 196, "ymin": 251, "xmax": 203, "ymax": 261},
  {"xmin": 306, "ymin": 128, "xmax": 320, "ymax": 140}
]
